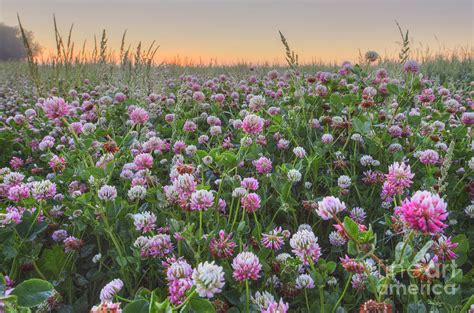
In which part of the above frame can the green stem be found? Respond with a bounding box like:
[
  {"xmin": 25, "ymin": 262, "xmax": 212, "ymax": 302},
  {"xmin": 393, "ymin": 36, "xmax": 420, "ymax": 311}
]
[
  {"xmin": 32, "ymin": 260, "xmax": 47, "ymax": 280},
  {"xmin": 245, "ymin": 279, "xmax": 250, "ymax": 313},
  {"xmin": 331, "ymin": 273, "xmax": 352, "ymax": 313},
  {"xmin": 304, "ymin": 289, "xmax": 311, "ymax": 312},
  {"xmin": 397, "ymin": 230, "xmax": 414, "ymax": 264}
]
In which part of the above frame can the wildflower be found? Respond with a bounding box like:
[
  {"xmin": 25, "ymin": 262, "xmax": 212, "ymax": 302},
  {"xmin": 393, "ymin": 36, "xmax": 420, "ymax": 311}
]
[
  {"xmin": 321, "ymin": 133, "xmax": 334, "ymax": 144},
  {"xmin": 4, "ymin": 172, "xmax": 25, "ymax": 186},
  {"xmin": 432, "ymin": 236, "xmax": 458, "ymax": 262},
  {"xmin": 329, "ymin": 231, "xmax": 347, "ymax": 246},
  {"xmin": 7, "ymin": 184, "xmax": 30, "ymax": 201},
  {"xmin": 290, "ymin": 229, "xmax": 322, "ymax": 264},
  {"xmin": 173, "ymin": 173, "xmax": 197, "ymax": 198},
  {"xmin": 349, "ymin": 207, "xmax": 367, "ymax": 223},
  {"xmin": 396, "ymin": 190, "xmax": 448, "ymax": 235},
  {"xmin": 253, "ymin": 291, "xmax": 275, "ymax": 310},
  {"xmin": 183, "ymin": 120, "xmax": 198, "ymax": 132},
  {"xmin": 241, "ymin": 193, "xmax": 261, "ymax": 213},
  {"xmin": 340, "ymin": 255, "xmax": 366, "ymax": 273},
  {"xmin": 262, "ymin": 299, "xmax": 289, "ymax": 313},
  {"xmin": 90, "ymin": 302, "xmax": 121, "ymax": 313},
  {"xmin": 9, "ymin": 157, "xmax": 24, "ymax": 170},
  {"xmin": 254, "ymin": 157, "xmax": 272, "ymax": 173},
  {"xmin": 365, "ymin": 51, "xmax": 379, "ymax": 62},
  {"xmin": 209, "ymin": 230, "xmax": 236, "ymax": 258},
  {"xmin": 411, "ymin": 254, "xmax": 439, "ymax": 282},
  {"xmin": 419, "ymin": 149, "xmax": 439, "ymax": 165},
  {"xmin": 293, "ymin": 147, "xmax": 306, "ymax": 158},
  {"xmin": 465, "ymin": 204, "xmax": 474, "ymax": 218},
  {"xmin": 295, "ymin": 274, "xmax": 315, "ymax": 289},
  {"xmin": 133, "ymin": 153, "xmax": 154, "ymax": 170},
  {"xmin": 351, "ymin": 273, "xmax": 367, "ymax": 290},
  {"xmin": 98, "ymin": 185, "xmax": 117, "ymax": 201},
  {"xmin": 241, "ymin": 177, "xmax": 259, "ymax": 190},
  {"xmin": 359, "ymin": 300, "xmax": 393, "ymax": 313},
  {"xmin": 128, "ymin": 107, "xmax": 149, "ymax": 124},
  {"xmin": 134, "ymin": 234, "xmax": 173, "ymax": 258},
  {"xmin": 261, "ymin": 227, "xmax": 285, "ymax": 250},
  {"xmin": 193, "ymin": 91, "xmax": 205, "ymax": 102},
  {"xmin": 131, "ymin": 212, "xmax": 156, "ymax": 233},
  {"xmin": 316, "ymin": 196, "xmax": 346, "ymax": 220},
  {"xmin": 48, "ymin": 155, "xmax": 66, "ymax": 172},
  {"xmin": 43, "ymin": 97, "xmax": 69, "ymax": 120},
  {"xmin": 92, "ymin": 253, "xmax": 102, "ymax": 263},
  {"xmin": 403, "ymin": 60, "xmax": 420, "ymax": 73},
  {"xmin": 232, "ymin": 252, "xmax": 262, "ymax": 281},
  {"xmin": 31, "ymin": 180, "xmax": 57, "ymax": 200},
  {"xmin": 287, "ymin": 169, "xmax": 302, "ymax": 183},
  {"xmin": 52, "ymin": 229, "xmax": 68, "ymax": 242},
  {"xmin": 386, "ymin": 162, "xmax": 414, "ymax": 190},
  {"xmin": 192, "ymin": 261, "xmax": 225, "ymax": 298},
  {"xmin": 128, "ymin": 185, "xmax": 147, "ymax": 201},
  {"xmin": 100, "ymin": 279, "xmax": 123, "ymax": 302},
  {"xmin": 337, "ymin": 175, "xmax": 351, "ymax": 189},
  {"xmin": 242, "ymin": 114, "xmax": 264, "ymax": 134},
  {"xmin": 190, "ymin": 190, "xmax": 214, "ymax": 211},
  {"xmin": 63, "ymin": 236, "xmax": 84, "ymax": 252},
  {"xmin": 461, "ymin": 112, "xmax": 474, "ymax": 125},
  {"xmin": 249, "ymin": 95, "xmax": 266, "ymax": 112}
]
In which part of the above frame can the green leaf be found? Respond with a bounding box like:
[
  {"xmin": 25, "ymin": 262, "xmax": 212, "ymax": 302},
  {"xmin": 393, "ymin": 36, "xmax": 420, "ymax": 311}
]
[
  {"xmin": 124, "ymin": 300, "xmax": 149, "ymax": 313},
  {"xmin": 39, "ymin": 246, "xmax": 66, "ymax": 278},
  {"xmin": 11, "ymin": 279, "xmax": 54, "ymax": 308},
  {"xmin": 386, "ymin": 83, "xmax": 400, "ymax": 95},
  {"xmin": 329, "ymin": 94, "xmax": 341, "ymax": 106},
  {"xmin": 189, "ymin": 298, "xmax": 216, "ymax": 313},
  {"xmin": 412, "ymin": 240, "xmax": 433, "ymax": 264},
  {"xmin": 343, "ymin": 217, "xmax": 359, "ymax": 240},
  {"xmin": 347, "ymin": 240, "xmax": 357, "ymax": 256},
  {"xmin": 218, "ymin": 151, "xmax": 238, "ymax": 168},
  {"xmin": 352, "ymin": 116, "xmax": 371, "ymax": 135},
  {"xmin": 326, "ymin": 261, "xmax": 337, "ymax": 274},
  {"xmin": 341, "ymin": 94, "xmax": 355, "ymax": 106},
  {"xmin": 149, "ymin": 291, "xmax": 172, "ymax": 313}
]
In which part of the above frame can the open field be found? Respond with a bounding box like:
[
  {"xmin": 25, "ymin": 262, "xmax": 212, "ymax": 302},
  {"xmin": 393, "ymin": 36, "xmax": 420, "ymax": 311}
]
[{"xmin": 0, "ymin": 27, "xmax": 474, "ymax": 313}]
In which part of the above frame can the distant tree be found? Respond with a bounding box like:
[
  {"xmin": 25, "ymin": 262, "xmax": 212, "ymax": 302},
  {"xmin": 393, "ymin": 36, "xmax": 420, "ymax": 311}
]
[{"xmin": 0, "ymin": 23, "xmax": 41, "ymax": 61}]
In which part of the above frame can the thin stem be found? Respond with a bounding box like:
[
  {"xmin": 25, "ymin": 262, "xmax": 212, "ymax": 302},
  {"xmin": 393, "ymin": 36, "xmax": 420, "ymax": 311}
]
[
  {"xmin": 397, "ymin": 230, "xmax": 414, "ymax": 264},
  {"xmin": 304, "ymin": 289, "xmax": 311, "ymax": 312},
  {"xmin": 245, "ymin": 279, "xmax": 250, "ymax": 313},
  {"xmin": 332, "ymin": 273, "xmax": 352, "ymax": 313}
]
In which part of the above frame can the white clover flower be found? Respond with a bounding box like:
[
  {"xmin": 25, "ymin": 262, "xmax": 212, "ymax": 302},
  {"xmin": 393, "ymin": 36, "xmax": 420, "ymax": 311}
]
[
  {"xmin": 351, "ymin": 133, "xmax": 364, "ymax": 143},
  {"xmin": 232, "ymin": 187, "xmax": 247, "ymax": 198},
  {"xmin": 192, "ymin": 261, "xmax": 225, "ymax": 298},
  {"xmin": 98, "ymin": 185, "xmax": 117, "ymax": 201},
  {"xmin": 275, "ymin": 253, "xmax": 291, "ymax": 263},
  {"xmin": 337, "ymin": 175, "xmax": 351, "ymax": 189},
  {"xmin": 92, "ymin": 253, "xmax": 102, "ymax": 263},
  {"xmin": 360, "ymin": 155, "xmax": 374, "ymax": 167},
  {"xmin": 128, "ymin": 185, "xmax": 147, "ymax": 201},
  {"xmin": 295, "ymin": 274, "xmax": 315, "ymax": 289},
  {"xmin": 287, "ymin": 169, "xmax": 302, "ymax": 183},
  {"xmin": 464, "ymin": 204, "xmax": 474, "ymax": 218},
  {"xmin": 468, "ymin": 157, "xmax": 474, "ymax": 170},
  {"xmin": 316, "ymin": 196, "xmax": 346, "ymax": 220},
  {"xmin": 252, "ymin": 291, "xmax": 275, "ymax": 310},
  {"xmin": 293, "ymin": 147, "xmax": 306, "ymax": 158}
]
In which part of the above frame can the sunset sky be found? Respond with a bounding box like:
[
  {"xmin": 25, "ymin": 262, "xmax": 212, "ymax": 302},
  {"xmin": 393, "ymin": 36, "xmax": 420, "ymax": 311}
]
[{"xmin": 1, "ymin": 0, "xmax": 472, "ymax": 64}]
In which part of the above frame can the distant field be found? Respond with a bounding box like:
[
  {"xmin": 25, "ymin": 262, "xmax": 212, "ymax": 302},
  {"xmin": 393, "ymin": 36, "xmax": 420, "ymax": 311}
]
[{"xmin": 0, "ymin": 39, "xmax": 473, "ymax": 313}]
